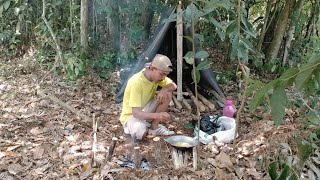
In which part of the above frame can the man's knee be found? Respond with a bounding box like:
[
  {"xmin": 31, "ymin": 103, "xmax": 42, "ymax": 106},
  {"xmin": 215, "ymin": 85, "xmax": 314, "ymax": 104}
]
[{"xmin": 131, "ymin": 121, "xmax": 147, "ymax": 140}]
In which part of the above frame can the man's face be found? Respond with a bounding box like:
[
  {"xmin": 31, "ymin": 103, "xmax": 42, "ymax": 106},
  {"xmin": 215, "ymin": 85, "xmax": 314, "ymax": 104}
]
[{"xmin": 153, "ymin": 68, "xmax": 169, "ymax": 82}]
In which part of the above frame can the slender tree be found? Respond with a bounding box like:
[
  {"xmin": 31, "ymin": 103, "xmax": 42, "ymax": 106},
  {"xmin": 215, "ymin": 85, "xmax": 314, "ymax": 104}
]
[
  {"xmin": 81, "ymin": 0, "xmax": 89, "ymax": 54},
  {"xmin": 265, "ymin": 0, "xmax": 292, "ymax": 63}
]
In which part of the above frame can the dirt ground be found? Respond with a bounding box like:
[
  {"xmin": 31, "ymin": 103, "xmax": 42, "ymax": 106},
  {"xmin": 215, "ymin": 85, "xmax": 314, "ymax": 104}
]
[{"xmin": 0, "ymin": 52, "xmax": 304, "ymax": 179}]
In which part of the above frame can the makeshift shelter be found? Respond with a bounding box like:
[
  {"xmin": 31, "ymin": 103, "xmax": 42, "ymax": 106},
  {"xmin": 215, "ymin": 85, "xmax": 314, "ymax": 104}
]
[{"xmin": 116, "ymin": 6, "xmax": 226, "ymax": 109}]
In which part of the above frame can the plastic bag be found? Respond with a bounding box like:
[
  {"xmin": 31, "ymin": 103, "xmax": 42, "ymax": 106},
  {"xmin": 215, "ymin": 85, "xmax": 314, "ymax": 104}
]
[
  {"xmin": 199, "ymin": 115, "xmax": 222, "ymax": 135},
  {"xmin": 194, "ymin": 116, "xmax": 236, "ymax": 144}
]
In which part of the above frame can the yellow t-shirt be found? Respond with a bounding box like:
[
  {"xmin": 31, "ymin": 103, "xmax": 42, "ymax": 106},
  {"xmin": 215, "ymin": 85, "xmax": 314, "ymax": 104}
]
[{"xmin": 119, "ymin": 68, "xmax": 173, "ymax": 125}]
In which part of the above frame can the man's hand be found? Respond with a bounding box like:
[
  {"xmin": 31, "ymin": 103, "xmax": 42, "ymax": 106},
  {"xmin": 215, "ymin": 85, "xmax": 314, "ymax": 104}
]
[
  {"xmin": 156, "ymin": 90, "xmax": 171, "ymax": 104},
  {"xmin": 154, "ymin": 112, "xmax": 171, "ymax": 123}
]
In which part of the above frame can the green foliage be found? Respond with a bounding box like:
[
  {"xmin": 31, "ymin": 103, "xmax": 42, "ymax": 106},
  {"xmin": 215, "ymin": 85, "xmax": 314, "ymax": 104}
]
[
  {"xmin": 65, "ymin": 52, "xmax": 86, "ymax": 80},
  {"xmin": 249, "ymin": 53, "xmax": 320, "ymax": 125},
  {"xmin": 93, "ymin": 52, "xmax": 117, "ymax": 79},
  {"xmin": 268, "ymin": 162, "xmax": 294, "ymax": 180}
]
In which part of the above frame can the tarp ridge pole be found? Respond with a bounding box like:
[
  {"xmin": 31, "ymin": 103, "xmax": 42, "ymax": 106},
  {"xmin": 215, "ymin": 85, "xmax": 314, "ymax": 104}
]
[{"xmin": 176, "ymin": 1, "xmax": 183, "ymax": 101}]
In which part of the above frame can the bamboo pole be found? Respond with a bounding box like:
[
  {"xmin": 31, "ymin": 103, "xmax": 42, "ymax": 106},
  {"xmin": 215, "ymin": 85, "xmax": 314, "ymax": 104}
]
[
  {"xmin": 198, "ymin": 93, "xmax": 215, "ymax": 110},
  {"xmin": 172, "ymin": 95, "xmax": 183, "ymax": 110},
  {"xmin": 186, "ymin": 87, "xmax": 206, "ymax": 112},
  {"xmin": 176, "ymin": 1, "xmax": 183, "ymax": 101},
  {"xmin": 181, "ymin": 98, "xmax": 192, "ymax": 111}
]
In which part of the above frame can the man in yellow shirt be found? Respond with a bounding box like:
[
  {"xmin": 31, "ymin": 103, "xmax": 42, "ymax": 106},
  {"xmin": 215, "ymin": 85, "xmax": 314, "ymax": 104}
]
[{"xmin": 119, "ymin": 54, "xmax": 177, "ymax": 140}]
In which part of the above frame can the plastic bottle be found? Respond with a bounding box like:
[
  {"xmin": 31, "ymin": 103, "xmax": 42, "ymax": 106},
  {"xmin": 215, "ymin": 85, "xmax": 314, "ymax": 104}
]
[{"xmin": 223, "ymin": 99, "xmax": 236, "ymax": 118}]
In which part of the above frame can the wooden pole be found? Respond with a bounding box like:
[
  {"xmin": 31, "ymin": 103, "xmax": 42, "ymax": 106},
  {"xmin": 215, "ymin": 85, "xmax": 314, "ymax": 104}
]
[
  {"xmin": 186, "ymin": 87, "xmax": 206, "ymax": 112},
  {"xmin": 172, "ymin": 95, "xmax": 183, "ymax": 110},
  {"xmin": 176, "ymin": 1, "xmax": 183, "ymax": 101},
  {"xmin": 198, "ymin": 93, "xmax": 215, "ymax": 110},
  {"xmin": 107, "ymin": 137, "xmax": 118, "ymax": 161},
  {"xmin": 153, "ymin": 137, "xmax": 162, "ymax": 165},
  {"xmin": 181, "ymin": 98, "xmax": 192, "ymax": 111}
]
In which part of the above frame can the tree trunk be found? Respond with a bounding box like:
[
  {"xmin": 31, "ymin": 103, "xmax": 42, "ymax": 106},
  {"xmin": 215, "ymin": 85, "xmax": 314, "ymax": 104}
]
[
  {"xmin": 257, "ymin": 0, "xmax": 272, "ymax": 52},
  {"xmin": 265, "ymin": 0, "xmax": 292, "ymax": 63},
  {"xmin": 108, "ymin": 0, "xmax": 121, "ymax": 52},
  {"xmin": 141, "ymin": 0, "xmax": 154, "ymax": 39},
  {"xmin": 282, "ymin": 0, "xmax": 305, "ymax": 66},
  {"xmin": 80, "ymin": 0, "xmax": 89, "ymax": 55}
]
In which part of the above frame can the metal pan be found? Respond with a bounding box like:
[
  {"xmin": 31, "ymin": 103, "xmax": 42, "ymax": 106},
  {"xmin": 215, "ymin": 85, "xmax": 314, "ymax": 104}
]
[{"xmin": 164, "ymin": 135, "xmax": 197, "ymax": 148}]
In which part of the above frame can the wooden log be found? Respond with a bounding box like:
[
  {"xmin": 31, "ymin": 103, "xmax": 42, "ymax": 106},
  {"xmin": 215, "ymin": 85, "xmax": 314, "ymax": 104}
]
[
  {"xmin": 172, "ymin": 95, "xmax": 183, "ymax": 110},
  {"xmin": 186, "ymin": 88, "xmax": 206, "ymax": 112},
  {"xmin": 133, "ymin": 146, "xmax": 141, "ymax": 169},
  {"xmin": 156, "ymin": 91, "xmax": 189, "ymax": 96},
  {"xmin": 153, "ymin": 137, "xmax": 162, "ymax": 165},
  {"xmin": 198, "ymin": 93, "xmax": 215, "ymax": 110},
  {"xmin": 172, "ymin": 147, "xmax": 179, "ymax": 169},
  {"xmin": 107, "ymin": 137, "xmax": 118, "ymax": 161},
  {"xmin": 208, "ymin": 89, "xmax": 226, "ymax": 104},
  {"xmin": 181, "ymin": 98, "xmax": 192, "ymax": 111},
  {"xmin": 176, "ymin": 1, "xmax": 183, "ymax": 101},
  {"xmin": 193, "ymin": 146, "xmax": 197, "ymax": 170}
]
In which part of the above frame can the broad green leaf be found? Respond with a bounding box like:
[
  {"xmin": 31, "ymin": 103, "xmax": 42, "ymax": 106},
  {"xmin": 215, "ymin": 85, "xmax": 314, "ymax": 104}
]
[
  {"xmin": 278, "ymin": 68, "xmax": 299, "ymax": 86},
  {"xmin": 229, "ymin": 33, "xmax": 239, "ymax": 60},
  {"xmin": 295, "ymin": 54, "xmax": 320, "ymax": 90},
  {"xmin": 268, "ymin": 162, "xmax": 278, "ymax": 180},
  {"xmin": 183, "ymin": 51, "xmax": 195, "ymax": 65},
  {"xmin": 238, "ymin": 40, "xmax": 249, "ymax": 63},
  {"xmin": 276, "ymin": 164, "xmax": 290, "ymax": 180},
  {"xmin": 209, "ymin": 17, "xmax": 223, "ymax": 30},
  {"xmin": 270, "ymin": 86, "xmax": 287, "ymax": 126},
  {"xmin": 195, "ymin": 50, "xmax": 209, "ymax": 59},
  {"xmin": 226, "ymin": 20, "xmax": 236, "ymax": 35},
  {"xmin": 295, "ymin": 67, "xmax": 314, "ymax": 91},
  {"xmin": 246, "ymin": 79, "xmax": 264, "ymax": 97},
  {"xmin": 3, "ymin": 0, "xmax": 11, "ymax": 10},
  {"xmin": 191, "ymin": 68, "xmax": 201, "ymax": 83},
  {"xmin": 249, "ymin": 80, "xmax": 277, "ymax": 111},
  {"xmin": 183, "ymin": 35, "xmax": 194, "ymax": 44},
  {"xmin": 196, "ymin": 60, "xmax": 211, "ymax": 70}
]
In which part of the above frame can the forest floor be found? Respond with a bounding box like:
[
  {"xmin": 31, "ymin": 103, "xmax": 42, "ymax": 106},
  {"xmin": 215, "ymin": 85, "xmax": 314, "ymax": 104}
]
[{"xmin": 0, "ymin": 49, "xmax": 306, "ymax": 180}]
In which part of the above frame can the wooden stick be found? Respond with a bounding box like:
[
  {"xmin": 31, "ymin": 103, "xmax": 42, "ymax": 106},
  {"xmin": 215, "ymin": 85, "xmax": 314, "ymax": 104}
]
[
  {"xmin": 153, "ymin": 137, "xmax": 162, "ymax": 165},
  {"xmin": 40, "ymin": 0, "xmax": 64, "ymax": 82},
  {"xmin": 156, "ymin": 91, "xmax": 189, "ymax": 96},
  {"xmin": 107, "ymin": 137, "xmax": 118, "ymax": 161},
  {"xmin": 181, "ymin": 98, "xmax": 192, "ymax": 111},
  {"xmin": 198, "ymin": 93, "xmax": 215, "ymax": 110},
  {"xmin": 208, "ymin": 89, "xmax": 226, "ymax": 103},
  {"xmin": 172, "ymin": 95, "xmax": 182, "ymax": 110},
  {"xmin": 176, "ymin": 1, "xmax": 183, "ymax": 101},
  {"xmin": 193, "ymin": 146, "xmax": 197, "ymax": 170},
  {"xmin": 172, "ymin": 147, "xmax": 179, "ymax": 169},
  {"xmin": 186, "ymin": 88, "xmax": 206, "ymax": 112},
  {"xmin": 38, "ymin": 90, "xmax": 91, "ymax": 123},
  {"xmin": 92, "ymin": 114, "xmax": 97, "ymax": 166},
  {"xmin": 178, "ymin": 149, "xmax": 183, "ymax": 167},
  {"xmin": 133, "ymin": 146, "xmax": 141, "ymax": 169},
  {"xmin": 183, "ymin": 151, "xmax": 189, "ymax": 167}
]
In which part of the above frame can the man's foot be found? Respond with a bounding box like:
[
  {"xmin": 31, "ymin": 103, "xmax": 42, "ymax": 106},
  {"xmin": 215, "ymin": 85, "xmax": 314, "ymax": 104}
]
[{"xmin": 148, "ymin": 124, "xmax": 175, "ymax": 136}]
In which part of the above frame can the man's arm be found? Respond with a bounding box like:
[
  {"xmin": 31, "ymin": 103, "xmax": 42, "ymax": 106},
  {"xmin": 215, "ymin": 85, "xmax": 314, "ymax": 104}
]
[{"xmin": 132, "ymin": 107, "xmax": 170, "ymax": 123}]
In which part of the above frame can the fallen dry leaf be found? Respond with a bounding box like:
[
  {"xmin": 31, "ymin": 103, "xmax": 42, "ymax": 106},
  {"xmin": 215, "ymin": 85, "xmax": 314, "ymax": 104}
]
[
  {"xmin": 8, "ymin": 164, "xmax": 23, "ymax": 175},
  {"xmin": 0, "ymin": 151, "xmax": 15, "ymax": 159},
  {"xmin": 216, "ymin": 151, "xmax": 234, "ymax": 172},
  {"xmin": 30, "ymin": 127, "xmax": 44, "ymax": 135}
]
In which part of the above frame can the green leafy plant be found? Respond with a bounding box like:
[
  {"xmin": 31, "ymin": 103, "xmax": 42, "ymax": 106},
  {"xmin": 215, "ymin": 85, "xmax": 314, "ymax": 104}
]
[
  {"xmin": 65, "ymin": 52, "xmax": 86, "ymax": 80},
  {"xmin": 249, "ymin": 53, "xmax": 320, "ymax": 125},
  {"xmin": 93, "ymin": 52, "xmax": 117, "ymax": 79}
]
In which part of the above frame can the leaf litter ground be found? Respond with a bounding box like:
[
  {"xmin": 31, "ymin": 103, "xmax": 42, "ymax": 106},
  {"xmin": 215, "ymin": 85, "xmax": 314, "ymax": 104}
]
[{"xmin": 0, "ymin": 54, "xmax": 305, "ymax": 180}]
